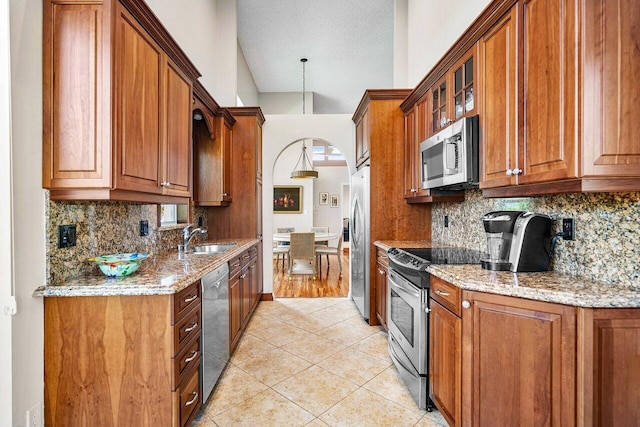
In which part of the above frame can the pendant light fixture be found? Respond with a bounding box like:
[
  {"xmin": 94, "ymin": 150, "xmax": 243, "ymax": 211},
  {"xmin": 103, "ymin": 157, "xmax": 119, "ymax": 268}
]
[{"xmin": 290, "ymin": 58, "xmax": 318, "ymax": 179}]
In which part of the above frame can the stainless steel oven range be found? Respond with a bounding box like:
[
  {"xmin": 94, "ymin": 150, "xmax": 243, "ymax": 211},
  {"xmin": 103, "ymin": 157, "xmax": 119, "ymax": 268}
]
[{"xmin": 387, "ymin": 247, "xmax": 483, "ymax": 411}]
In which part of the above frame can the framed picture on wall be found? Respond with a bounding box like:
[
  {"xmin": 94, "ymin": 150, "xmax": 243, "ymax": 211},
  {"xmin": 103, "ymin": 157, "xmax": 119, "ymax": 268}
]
[
  {"xmin": 330, "ymin": 194, "xmax": 339, "ymax": 208},
  {"xmin": 319, "ymin": 192, "xmax": 329, "ymax": 205},
  {"xmin": 274, "ymin": 186, "xmax": 303, "ymax": 213}
]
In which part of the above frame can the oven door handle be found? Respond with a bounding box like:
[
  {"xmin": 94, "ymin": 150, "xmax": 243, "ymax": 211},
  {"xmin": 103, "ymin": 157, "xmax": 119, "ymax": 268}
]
[
  {"xmin": 388, "ymin": 273, "xmax": 420, "ymax": 299},
  {"xmin": 389, "ymin": 334, "xmax": 418, "ymax": 376}
]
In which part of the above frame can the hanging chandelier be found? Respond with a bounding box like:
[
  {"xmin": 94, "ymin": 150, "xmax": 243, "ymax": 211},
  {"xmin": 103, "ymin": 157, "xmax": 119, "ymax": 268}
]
[{"xmin": 290, "ymin": 58, "xmax": 318, "ymax": 179}]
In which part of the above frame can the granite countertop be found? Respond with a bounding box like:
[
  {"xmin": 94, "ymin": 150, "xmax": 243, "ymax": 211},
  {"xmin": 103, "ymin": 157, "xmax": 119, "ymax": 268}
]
[
  {"xmin": 33, "ymin": 238, "xmax": 258, "ymax": 297},
  {"xmin": 375, "ymin": 240, "xmax": 640, "ymax": 308}
]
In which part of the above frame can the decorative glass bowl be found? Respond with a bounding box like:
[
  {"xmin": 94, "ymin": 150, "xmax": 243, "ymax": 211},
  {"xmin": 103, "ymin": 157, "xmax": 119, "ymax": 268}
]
[{"xmin": 89, "ymin": 252, "xmax": 149, "ymax": 277}]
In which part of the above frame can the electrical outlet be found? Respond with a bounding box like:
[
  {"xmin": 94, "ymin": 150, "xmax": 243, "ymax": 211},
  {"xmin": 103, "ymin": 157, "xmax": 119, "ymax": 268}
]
[
  {"xmin": 139, "ymin": 220, "xmax": 149, "ymax": 236},
  {"xmin": 562, "ymin": 218, "xmax": 575, "ymax": 240},
  {"xmin": 26, "ymin": 402, "xmax": 42, "ymax": 427},
  {"xmin": 58, "ymin": 224, "xmax": 76, "ymax": 248},
  {"xmin": 444, "ymin": 215, "xmax": 449, "ymax": 228},
  {"xmin": 198, "ymin": 216, "xmax": 203, "ymax": 227}
]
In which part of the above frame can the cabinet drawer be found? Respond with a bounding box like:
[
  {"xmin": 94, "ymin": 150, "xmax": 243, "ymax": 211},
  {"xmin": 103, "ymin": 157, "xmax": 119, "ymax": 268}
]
[
  {"xmin": 177, "ymin": 368, "xmax": 200, "ymax": 427},
  {"xmin": 430, "ymin": 276, "xmax": 461, "ymax": 316},
  {"xmin": 229, "ymin": 254, "xmax": 242, "ymax": 276},
  {"xmin": 376, "ymin": 248, "xmax": 389, "ymax": 267},
  {"xmin": 173, "ymin": 281, "xmax": 201, "ymax": 323},
  {"xmin": 240, "ymin": 249, "xmax": 252, "ymax": 265},
  {"xmin": 174, "ymin": 305, "xmax": 201, "ymax": 350},
  {"xmin": 173, "ymin": 335, "xmax": 201, "ymax": 389}
]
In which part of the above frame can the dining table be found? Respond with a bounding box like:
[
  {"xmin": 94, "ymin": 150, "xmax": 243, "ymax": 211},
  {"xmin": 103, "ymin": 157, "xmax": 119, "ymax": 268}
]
[{"xmin": 272, "ymin": 232, "xmax": 340, "ymax": 243}]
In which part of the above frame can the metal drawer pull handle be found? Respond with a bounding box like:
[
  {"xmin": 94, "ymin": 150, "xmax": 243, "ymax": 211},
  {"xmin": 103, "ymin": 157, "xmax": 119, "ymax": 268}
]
[
  {"xmin": 378, "ymin": 269, "xmax": 385, "ymax": 275},
  {"xmin": 436, "ymin": 289, "xmax": 450, "ymax": 296},
  {"xmin": 185, "ymin": 392, "xmax": 198, "ymax": 406},
  {"xmin": 183, "ymin": 294, "xmax": 198, "ymax": 303},
  {"xmin": 184, "ymin": 322, "xmax": 198, "ymax": 333},
  {"xmin": 184, "ymin": 351, "xmax": 198, "ymax": 363}
]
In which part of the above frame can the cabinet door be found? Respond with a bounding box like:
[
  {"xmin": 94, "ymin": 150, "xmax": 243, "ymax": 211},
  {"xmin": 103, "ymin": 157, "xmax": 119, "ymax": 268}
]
[
  {"xmin": 582, "ymin": 0, "xmax": 640, "ymax": 178},
  {"xmin": 580, "ymin": 308, "xmax": 640, "ymax": 426},
  {"xmin": 403, "ymin": 108, "xmax": 418, "ymax": 199},
  {"xmin": 479, "ymin": 8, "xmax": 518, "ymax": 189},
  {"xmin": 429, "ymin": 299, "xmax": 460, "ymax": 427},
  {"xmin": 229, "ymin": 275, "xmax": 242, "ymax": 353},
  {"xmin": 430, "ymin": 76, "xmax": 450, "ymax": 134},
  {"xmin": 223, "ymin": 122, "xmax": 233, "ymax": 202},
  {"xmin": 451, "ymin": 48, "xmax": 477, "ymax": 122},
  {"xmin": 162, "ymin": 60, "xmax": 192, "ymax": 196},
  {"xmin": 356, "ymin": 110, "xmax": 370, "ymax": 167},
  {"xmin": 249, "ymin": 256, "xmax": 260, "ymax": 312},
  {"xmin": 240, "ymin": 261, "xmax": 251, "ymax": 328},
  {"xmin": 113, "ymin": 6, "xmax": 162, "ymax": 194},
  {"xmin": 517, "ymin": 0, "xmax": 578, "ymax": 185},
  {"xmin": 461, "ymin": 291, "xmax": 576, "ymax": 426},
  {"xmin": 374, "ymin": 262, "xmax": 387, "ymax": 329}
]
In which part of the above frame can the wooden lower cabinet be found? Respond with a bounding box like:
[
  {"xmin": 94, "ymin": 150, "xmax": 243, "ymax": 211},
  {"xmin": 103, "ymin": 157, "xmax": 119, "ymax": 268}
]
[
  {"xmin": 429, "ymin": 299, "xmax": 461, "ymax": 427},
  {"xmin": 228, "ymin": 244, "xmax": 261, "ymax": 353},
  {"xmin": 461, "ymin": 291, "xmax": 576, "ymax": 426},
  {"xmin": 374, "ymin": 248, "xmax": 389, "ymax": 329},
  {"xmin": 44, "ymin": 280, "xmax": 202, "ymax": 426},
  {"xmin": 429, "ymin": 280, "xmax": 640, "ymax": 426},
  {"xmin": 579, "ymin": 308, "xmax": 640, "ymax": 426}
]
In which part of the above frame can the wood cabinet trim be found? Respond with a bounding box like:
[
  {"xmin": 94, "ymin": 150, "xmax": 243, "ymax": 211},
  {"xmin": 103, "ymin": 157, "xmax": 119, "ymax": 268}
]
[
  {"xmin": 352, "ymin": 89, "xmax": 412, "ymax": 124},
  {"xmin": 227, "ymin": 107, "xmax": 266, "ymax": 126},
  {"xmin": 192, "ymin": 80, "xmax": 221, "ymax": 116}
]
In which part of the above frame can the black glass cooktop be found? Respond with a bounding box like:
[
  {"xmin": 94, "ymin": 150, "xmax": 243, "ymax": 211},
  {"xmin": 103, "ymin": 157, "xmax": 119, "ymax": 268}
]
[{"xmin": 387, "ymin": 247, "xmax": 484, "ymax": 289}]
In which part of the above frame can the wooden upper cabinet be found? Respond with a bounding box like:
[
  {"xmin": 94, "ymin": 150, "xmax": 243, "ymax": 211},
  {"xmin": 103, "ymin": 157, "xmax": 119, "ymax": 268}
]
[
  {"xmin": 355, "ymin": 108, "xmax": 370, "ymax": 168},
  {"xmin": 403, "ymin": 107, "xmax": 418, "ymax": 198},
  {"xmin": 43, "ymin": 0, "xmax": 200, "ymax": 203},
  {"xmin": 518, "ymin": 0, "xmax": 578, "ymax": 186},
  {"xmin": 582, "ymin": 0, "xmax": 640, "ymax": 179},
  {"xmin": 163, "ymin": 61, "xmax": 193, "ymax": 196},
  {"xmin": 113, "ymin": 7, "xmax": 163, "ymax": 194},
  {"xmin": 480, "ymin": 7, "xmax": 518, "ymax": 189}
]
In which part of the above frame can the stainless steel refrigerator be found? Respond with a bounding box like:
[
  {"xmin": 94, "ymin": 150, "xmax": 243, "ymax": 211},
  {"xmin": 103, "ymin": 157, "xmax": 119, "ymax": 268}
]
[{"xmin": 350, "ymin": 166, "xmax": 370, "ymax": 321}]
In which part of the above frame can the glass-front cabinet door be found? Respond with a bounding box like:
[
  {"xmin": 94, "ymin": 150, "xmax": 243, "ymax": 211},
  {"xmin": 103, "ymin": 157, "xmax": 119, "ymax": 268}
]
[
  {"xmin": 431, "ymin": 77, "xmax": 448, "ymax": 134},
  {"xmin": 453, "ymin": 55, "xmax": 475, "ymax": 120}
]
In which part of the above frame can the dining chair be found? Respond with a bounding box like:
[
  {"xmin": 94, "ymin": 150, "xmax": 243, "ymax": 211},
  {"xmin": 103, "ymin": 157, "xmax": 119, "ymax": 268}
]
[
  {"xmin": 316, "ymin": 234, "xmax": 343, "ymax": 274},
  {"xmin": 288, "ymin": 232, "xmax": 317, "ymax": 279},
  {"xmin": 274, "ymin": 227, "xmax": 294, "ymax": 269},
  {"xmin": 311, "ymin": 226, "xmax": 330, "ymax": 262}
]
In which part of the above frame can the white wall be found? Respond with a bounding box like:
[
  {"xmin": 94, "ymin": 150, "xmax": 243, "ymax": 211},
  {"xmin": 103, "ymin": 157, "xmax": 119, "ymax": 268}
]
[
  {"xmin": 407, "ymin": 0, "xmax": 490, "ymax": 86},
  {"xmin": 146, "ymin": 0, "xmax": 219, "ymax": 95},
  {"xmin": 262, "ymin": 114, "xmax": 354, "ymax": 294},
  {"xmin": 259, "ymin": 92, "xmax": 314, "ymax": 115},
  {"xmin": 393, "ymin": 0, "xmax": 409, "ymax": 88},
  {"xmin": 237, "ymin": 43, "xmax": 259, "ymax": 106},
  {"xmin": 313, "ymin": 166, "xmax": 350, "ymax": 238},
  {"xmin": 9, "ymin": 0, "xmax": 45, "ymax": 425},
  {"xmin": 214, "ymin": 0, "xmax": 238, "ymax": 105},
  {"xmin": 1, "ymin": 1, "xmax": 13, "ymax": 424}
]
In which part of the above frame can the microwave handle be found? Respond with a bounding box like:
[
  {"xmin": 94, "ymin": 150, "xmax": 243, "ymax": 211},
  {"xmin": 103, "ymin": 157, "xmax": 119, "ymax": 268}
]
[{"xmin": 445, "ymin": 140, "xmax": 459, "ymax": 172}]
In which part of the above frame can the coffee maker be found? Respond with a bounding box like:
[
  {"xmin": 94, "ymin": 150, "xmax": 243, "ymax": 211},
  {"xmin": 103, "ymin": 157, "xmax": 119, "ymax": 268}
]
[
  {"xmin": 508, "ymin": 212, "xmax": 553, "ymax": 272},
  {"xmin": 481, "ymin": 211, "xmax": 553, "ymax": 272},
  {"xmin": 480, "ymin": 211, "xmax": 523, "ymax": 271}
]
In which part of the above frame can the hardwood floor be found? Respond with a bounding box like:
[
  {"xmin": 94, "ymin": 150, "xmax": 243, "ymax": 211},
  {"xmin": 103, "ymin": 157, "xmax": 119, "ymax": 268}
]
[{"xmin": 273, "ymin": 250, "xmax": 349, "ymax": 298}]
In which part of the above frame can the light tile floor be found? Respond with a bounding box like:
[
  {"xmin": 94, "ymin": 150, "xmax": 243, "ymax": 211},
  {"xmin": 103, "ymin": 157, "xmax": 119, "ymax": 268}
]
[{"xmin": 193, "ymin": 297, "xmax": 448, "ymax": 427}]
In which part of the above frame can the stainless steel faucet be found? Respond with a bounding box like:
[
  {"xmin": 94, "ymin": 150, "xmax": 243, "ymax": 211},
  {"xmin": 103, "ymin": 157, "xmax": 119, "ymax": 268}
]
[{"xmin": 179, "ymin": 224, "xmax": 207, "ymax": 252}]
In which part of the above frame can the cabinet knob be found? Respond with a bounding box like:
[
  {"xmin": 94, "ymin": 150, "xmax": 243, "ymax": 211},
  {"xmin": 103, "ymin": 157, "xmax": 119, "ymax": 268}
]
[
  {"xmin": 378, "ymin": 269, "xmax": 385, "ymax": 275},
  {"xmin": 462, "ymin": 300, "xmax": 470, "ymax": 309},
  {"xmin": 160, "ymin": 181, "xmax": 171, "ymax": 187},
  {"xmin": 222, "ymin": 192, "xmax": 228, "ymax": 197},
  {"xmin": 411, "ymin": 188, "xmax": 417, "ymax": 193},
  {"xmin": 506, "ymin": 169, "xmax": 513, "ymax": 176},
  {"xmin": 424, "ymin": 307, "xmax": 431, "ymax": 314},
  {"xmin": 512, "ymin": 168, "xmax": 522, "ymax": 175}
]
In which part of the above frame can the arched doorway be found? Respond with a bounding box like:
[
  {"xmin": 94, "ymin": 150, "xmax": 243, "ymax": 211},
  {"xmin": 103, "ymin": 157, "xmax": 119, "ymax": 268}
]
[{"xmin": 271, "ymin": 139, "xmax": 350, "ymax": 297}]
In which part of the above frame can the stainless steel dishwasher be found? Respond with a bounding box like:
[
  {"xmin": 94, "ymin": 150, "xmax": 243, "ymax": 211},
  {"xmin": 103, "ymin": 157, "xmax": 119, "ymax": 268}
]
[{"xmin": 200, "ymin": 262, "xmax": 230, "ymax": 404}]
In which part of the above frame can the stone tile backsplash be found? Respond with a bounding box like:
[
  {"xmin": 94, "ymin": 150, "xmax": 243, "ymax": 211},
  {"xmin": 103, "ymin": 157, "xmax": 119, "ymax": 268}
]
[
  {"xmin": 46, "ymin": 193, "xmax": 209, "ymax": 284},
  {"xmin": 431, "ymin": 189, "xmax": 640, "ymax": 286}
]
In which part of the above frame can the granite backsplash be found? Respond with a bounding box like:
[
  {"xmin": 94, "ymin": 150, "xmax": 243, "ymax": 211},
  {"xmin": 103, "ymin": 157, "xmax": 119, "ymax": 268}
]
[
  {"xmin": 45, "ymin": 192, "xmax": 209, "ymax": 284},
  {"xmin": 431, "ymin": 189, "xmax": 640, "ymax": 286}
]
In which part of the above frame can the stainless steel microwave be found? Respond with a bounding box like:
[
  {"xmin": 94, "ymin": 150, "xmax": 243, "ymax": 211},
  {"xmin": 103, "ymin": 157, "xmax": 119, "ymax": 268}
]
[{"xmin": 420, "ymin": 115, "xmax": 479, "ymax": 190}]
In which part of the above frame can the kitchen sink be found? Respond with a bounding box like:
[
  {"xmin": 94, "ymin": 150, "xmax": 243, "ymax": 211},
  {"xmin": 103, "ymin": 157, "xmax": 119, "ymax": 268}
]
[{"xmin": 192, "ymin": 243, "xmax": 237, "ymax": 255}]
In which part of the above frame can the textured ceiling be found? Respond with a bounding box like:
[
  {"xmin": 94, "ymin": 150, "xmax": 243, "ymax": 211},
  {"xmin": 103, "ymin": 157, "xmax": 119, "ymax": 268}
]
[{"xmin": 237, "ymin": 0, "xmax": 394, "ymax": 114}]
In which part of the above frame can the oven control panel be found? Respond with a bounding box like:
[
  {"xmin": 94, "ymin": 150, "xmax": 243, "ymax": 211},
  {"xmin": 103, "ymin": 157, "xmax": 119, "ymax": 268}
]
[{"xmin": 388, "ymin": 248, "xmax": 430, "ymax": 271}]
